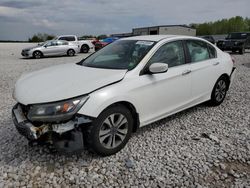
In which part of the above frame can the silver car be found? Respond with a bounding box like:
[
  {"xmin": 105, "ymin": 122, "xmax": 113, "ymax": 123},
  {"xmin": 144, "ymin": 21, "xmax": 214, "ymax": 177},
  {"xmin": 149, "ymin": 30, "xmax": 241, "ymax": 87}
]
[{"xmin": 21, "ymin": 40, "xmax": 79, "ymax": 59}]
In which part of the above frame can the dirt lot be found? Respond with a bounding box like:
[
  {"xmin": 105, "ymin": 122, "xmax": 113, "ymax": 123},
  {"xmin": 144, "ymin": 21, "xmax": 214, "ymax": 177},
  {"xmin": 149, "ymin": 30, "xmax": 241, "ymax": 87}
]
[{"xmin": 0, "ymin": 43, "xmax": 249, "ymax": 187}]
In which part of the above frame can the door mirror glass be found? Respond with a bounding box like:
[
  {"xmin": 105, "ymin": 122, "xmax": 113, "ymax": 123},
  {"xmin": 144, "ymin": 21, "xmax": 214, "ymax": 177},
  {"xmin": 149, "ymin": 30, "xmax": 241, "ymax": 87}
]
[{"xmin": 149, "ymin": 63, "xmax": 168, "ymax": 74}]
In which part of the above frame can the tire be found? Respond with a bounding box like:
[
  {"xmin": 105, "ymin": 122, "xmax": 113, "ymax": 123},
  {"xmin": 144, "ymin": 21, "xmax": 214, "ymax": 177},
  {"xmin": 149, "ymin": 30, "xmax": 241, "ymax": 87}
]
[
  {"xmin": 81, "ymin": 44, "xmax": 89, "ymax": 53},
  {"xmin": 239, "ymin": 46, "xmax": 245, "ymax": 54},
  {"xmin": 85, "ymin": 105, "xmax": 133, "ymax": 156},
  {"xmin": 67, "ymin": 49, "xmax": 75, "ymax": 56},
  {"xmin": 232, "ymin": 49, "xmax": 237, "ymax": 53},
  {"xmin": 33, "ymin": 51, "xmax": 42, "ymax": 59},
  {"xmin": 209, "ymin": 76, "xmax": 228, "ymax": 106}
]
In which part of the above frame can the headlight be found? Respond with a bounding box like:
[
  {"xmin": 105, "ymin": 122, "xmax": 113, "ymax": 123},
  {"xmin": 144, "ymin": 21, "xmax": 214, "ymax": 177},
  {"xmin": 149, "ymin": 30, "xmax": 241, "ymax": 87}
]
[{"xmin": 27, "ymin": 96, "xmax": 89, "ymax": 122}]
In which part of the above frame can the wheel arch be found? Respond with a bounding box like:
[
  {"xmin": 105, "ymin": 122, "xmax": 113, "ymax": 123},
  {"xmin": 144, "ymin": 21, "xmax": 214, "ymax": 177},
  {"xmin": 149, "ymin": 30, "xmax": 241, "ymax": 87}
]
[
  {"xmin": 33, "ymin": 50, "xmax": 43, "ymax": 57},
  {"xmin": 81, "ymin": 44, "xmax": 90, "ymax": 52},
  {"xmin": 95, "ymin": 101, "xmax": 140, "ymax": 133},
  {"xmin": 219, "ymin": 73, "xmax": 230, "ymax": 90}
]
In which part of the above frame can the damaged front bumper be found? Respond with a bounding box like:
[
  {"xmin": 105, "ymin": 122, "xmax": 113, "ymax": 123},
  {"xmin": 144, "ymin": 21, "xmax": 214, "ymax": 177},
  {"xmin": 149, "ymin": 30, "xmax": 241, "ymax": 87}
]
[{"xmin": 12, "ymin": 103, "xmax": 92, "ymax": 152}]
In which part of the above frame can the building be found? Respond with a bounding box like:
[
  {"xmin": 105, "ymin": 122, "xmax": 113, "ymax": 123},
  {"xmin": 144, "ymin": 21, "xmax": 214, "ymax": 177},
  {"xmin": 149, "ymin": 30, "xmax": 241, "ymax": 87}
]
[
  {"xmin": 110, "ymin": 32, "xmax": 133, "ymax": 38},
  {"xmin": 132, "ymin": 25, "xmax": 196, "ymax": 36},
  {"xmin": 110, "ymin": 25, "xmax": 196, "ymax": 38}
]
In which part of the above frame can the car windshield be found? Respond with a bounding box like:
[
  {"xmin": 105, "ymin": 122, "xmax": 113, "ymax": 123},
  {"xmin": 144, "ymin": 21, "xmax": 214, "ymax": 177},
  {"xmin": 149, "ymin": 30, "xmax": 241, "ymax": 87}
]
[
  {"xmin": 38, "ymin": 42, "xmax": 45, "ymax": 46},
  {"xmin": 227, "ymin": 33, "xmax": 248, "ymax": 39},
  {"xmin": 80, "ymin": 40, "xmax": 156, "ymax": 70}
]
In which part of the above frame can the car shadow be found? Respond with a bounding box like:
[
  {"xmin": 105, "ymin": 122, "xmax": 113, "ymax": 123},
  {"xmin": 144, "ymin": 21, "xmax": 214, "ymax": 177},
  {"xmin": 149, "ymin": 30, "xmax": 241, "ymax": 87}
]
[{"xmin": 19, "ymin": 54, "xmax": 79, "ymax": 60}]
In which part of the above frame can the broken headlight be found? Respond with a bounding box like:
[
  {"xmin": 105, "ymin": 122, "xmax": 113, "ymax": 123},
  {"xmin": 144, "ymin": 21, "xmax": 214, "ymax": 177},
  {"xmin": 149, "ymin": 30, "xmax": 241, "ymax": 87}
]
[{"xmin": 27, "ymin": 96, "xmax": 89, "ymax": 122}]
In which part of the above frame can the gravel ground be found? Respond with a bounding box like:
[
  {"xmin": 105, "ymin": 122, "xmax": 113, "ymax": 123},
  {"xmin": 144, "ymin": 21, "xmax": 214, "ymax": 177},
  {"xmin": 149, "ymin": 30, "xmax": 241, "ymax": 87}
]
[{"xmin": 0, "ymin": 43, "xmax": 249, "ymax": 188}]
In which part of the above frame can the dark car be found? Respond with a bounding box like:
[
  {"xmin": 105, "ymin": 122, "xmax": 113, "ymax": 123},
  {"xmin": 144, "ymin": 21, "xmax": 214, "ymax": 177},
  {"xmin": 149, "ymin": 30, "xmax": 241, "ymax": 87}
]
[
  {"xmin": 217, "ymin": 32, "xmax": 250, "ymax": 54},
  {"xmin": 94, "ymin": 37, "xmax": 119, "ymax": 51},
  {"xmin": 200, "ymin": 35, "xmax": 216, "ymax": 44}
]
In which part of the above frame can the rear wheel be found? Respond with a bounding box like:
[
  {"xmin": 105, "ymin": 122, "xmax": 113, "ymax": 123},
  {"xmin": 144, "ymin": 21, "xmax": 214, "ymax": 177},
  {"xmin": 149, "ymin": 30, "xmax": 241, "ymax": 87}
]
[
  {"xmin": 85, "ymin": 105, "xmax": 133, "ymax": 156},
  {"xmin": 81, "ymin": 44, "xmax": 89, "ymax": 53},
  {"xmin": 209, "ymin": 76, "xmax": 228, "ymax": 106},
  {"xmin": 67, "ymin": 49, "xmax": 75, "ymax": 56},
  {"xmin": 33, "ymin": 51, "xmax": 42, "ymax": 59},
  {"xmin": 239, "ymin": 46, "xmax": 245, "ymax": 54}
]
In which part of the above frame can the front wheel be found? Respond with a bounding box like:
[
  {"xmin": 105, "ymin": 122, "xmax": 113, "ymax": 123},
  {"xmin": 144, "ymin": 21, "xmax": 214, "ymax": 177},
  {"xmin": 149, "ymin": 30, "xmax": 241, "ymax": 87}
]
[
  {"xmin": 209, "ymin": 76, "xmax": 228, "ymax": 106},
  {"xmin": 33, "ymin": 51, "xmax": 42, "ymax": 59},
  {"xmin": 85, "ymin": 105, "xmax": 133, "ymax": 156}
]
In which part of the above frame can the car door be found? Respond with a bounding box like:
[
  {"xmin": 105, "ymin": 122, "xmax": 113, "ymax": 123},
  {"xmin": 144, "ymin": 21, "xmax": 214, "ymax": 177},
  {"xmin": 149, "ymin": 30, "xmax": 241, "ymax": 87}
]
[
  {"xmin": 42, "ymin": 41, "xmax": 59, "ymax": 56},
  {"xmin": 55, "ymin": 41, "xmax": 67, "ymax": 55},
  {"xmin": 132, "ymin": 40, "xmax": 192, "ymax": 125},
  {"xmin": 185, "ymin": 40, "xmax": 222, "ymax": 103}
]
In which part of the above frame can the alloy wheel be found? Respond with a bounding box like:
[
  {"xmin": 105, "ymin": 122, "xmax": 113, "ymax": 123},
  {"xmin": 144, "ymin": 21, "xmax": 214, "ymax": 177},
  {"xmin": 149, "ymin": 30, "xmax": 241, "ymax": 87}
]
[
  {"xmin": 215, "ymin": 80, "xmax": 227, "ymax": 102},
  {"xmin": 34, "ymin": 51, "xmax": 41, "ymax": 59},
  {"xmin": 99, "ymin": 113, "xmax": 128, "ymax": 149}
]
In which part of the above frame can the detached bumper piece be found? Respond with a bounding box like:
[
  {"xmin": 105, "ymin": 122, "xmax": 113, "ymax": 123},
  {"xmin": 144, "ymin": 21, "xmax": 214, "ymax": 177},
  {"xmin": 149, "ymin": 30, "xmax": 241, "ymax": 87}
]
[{"xmin": 12, "ymin": 104, "xmax": 92, "ymax": 153}]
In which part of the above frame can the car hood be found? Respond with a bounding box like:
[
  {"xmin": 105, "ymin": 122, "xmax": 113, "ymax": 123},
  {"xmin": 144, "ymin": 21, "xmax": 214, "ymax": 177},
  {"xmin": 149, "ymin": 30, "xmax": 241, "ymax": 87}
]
[
  {"xmin": 22, "ymin": 45, "xmax": 39, "ymax": 51},
  {"xmin": 221, "ymin": 39, "xmax": 246, "ymax": 42},
  {"xmin": 14, "ymin": 63, "xmax": 127, "ymax": 105}
]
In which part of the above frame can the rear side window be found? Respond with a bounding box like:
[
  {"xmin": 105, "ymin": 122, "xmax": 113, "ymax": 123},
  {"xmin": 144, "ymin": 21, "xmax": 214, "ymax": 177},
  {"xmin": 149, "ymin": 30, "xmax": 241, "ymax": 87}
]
[
  {"xmin": 186, "ymin": 40, "xmax": 210, "ymax": 62},
  {"xmin": 207, "ymin": 44, "xmax": 217, "ymax": 58},
  {"xmin": 58, "ymin": 36, "xmax": 75, "ymax": 41}
]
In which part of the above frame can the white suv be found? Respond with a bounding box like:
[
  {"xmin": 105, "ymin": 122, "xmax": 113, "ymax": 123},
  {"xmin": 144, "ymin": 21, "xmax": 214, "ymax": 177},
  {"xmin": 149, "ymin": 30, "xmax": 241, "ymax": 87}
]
[{"xmin": 12, "ymin": 35, "xmax": 236, "ymax": 156}]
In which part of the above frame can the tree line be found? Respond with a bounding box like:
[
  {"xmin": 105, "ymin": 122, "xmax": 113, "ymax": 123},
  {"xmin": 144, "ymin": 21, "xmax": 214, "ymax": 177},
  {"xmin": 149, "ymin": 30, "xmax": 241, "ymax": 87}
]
[{"xmin": 191, "ymin": 16, "xmax": 250, "ymax": 36}]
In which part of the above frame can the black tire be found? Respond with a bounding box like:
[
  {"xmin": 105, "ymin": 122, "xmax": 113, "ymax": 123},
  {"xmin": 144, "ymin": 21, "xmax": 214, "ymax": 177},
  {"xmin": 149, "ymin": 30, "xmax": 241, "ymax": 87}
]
[
  {"xmin": 232, "ymin": 49, "xmax": 237, "ymax": 53},
  {"xmin": 81, "ymin": 44, "xmax": 89, "ymax": 53},
  {"xmin": 33, "ymin": 51, "xmax": 42, "ymax": 59},
  {"xmin": 85, "ymin": 105, "xmax": 133, "ymax": 156},
  {"xmin": 67, "ymin": 49, "xmax": 75, "ymax": 56},
  {"xmin": 209, "ymin": 76, "xmax": 229, "ymax": 106},
  {"xmin": 239, "ymin": 46, "xmax": 245, "ymax": 54}
]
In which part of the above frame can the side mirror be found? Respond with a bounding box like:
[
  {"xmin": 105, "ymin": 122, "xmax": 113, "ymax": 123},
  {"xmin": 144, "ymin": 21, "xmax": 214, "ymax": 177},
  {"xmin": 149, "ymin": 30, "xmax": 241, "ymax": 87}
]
[{"xmin": 149, "ymin": 63, "xmax": 168, "ymax": 74}]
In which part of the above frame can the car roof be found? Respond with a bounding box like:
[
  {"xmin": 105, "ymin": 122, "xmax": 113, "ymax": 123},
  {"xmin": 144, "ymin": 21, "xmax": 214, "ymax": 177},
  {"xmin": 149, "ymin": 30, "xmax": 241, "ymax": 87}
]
[{"xmin": 120, "ymin": 35, "xmax": 198, "ymax": 42}]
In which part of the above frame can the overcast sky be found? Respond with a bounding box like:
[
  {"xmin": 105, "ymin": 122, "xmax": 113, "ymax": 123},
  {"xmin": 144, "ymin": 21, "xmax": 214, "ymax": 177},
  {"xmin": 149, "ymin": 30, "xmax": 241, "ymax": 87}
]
[{"xmin": 0, "ymin": 0, "xmax": 249, "ymax": 40}]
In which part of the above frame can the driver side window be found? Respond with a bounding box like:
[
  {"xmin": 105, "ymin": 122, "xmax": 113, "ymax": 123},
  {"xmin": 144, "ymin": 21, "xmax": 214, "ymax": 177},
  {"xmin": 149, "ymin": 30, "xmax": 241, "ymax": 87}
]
[{"xmin": 148, "ymin": 41, "xmax": 185, "ymax": 68}]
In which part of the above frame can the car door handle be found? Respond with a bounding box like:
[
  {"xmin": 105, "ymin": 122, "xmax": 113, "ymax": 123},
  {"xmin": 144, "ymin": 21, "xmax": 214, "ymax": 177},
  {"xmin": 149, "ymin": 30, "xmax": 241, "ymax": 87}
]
[
  {"xmin": 182, "ymin": 70, "xmax": 192, "ymax": 75},
  {"xmin": 213, "ymin": 62, "xmax": 220, "ymax": 66}
]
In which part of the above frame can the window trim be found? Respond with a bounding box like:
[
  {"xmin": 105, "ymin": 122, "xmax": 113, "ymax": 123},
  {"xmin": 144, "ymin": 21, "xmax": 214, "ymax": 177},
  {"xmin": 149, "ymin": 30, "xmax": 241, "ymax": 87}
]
[
  {"xmin": 206, "ymin": 43, "xmax": 217, "ymax": 59},
  {"xmin": 140, "ymin": 39, "xmax": 188, "ymax": 75}
]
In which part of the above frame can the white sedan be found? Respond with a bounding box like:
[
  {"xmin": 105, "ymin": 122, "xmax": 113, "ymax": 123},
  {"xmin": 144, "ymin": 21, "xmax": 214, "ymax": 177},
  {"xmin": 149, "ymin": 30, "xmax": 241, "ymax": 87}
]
[
  {"xmin": 13, "ymin": 35, "xmax": 236, "ymax": 155},
  {"xmin": 21, "ymin": 40, "xmax": 79, "ymax": 59}
]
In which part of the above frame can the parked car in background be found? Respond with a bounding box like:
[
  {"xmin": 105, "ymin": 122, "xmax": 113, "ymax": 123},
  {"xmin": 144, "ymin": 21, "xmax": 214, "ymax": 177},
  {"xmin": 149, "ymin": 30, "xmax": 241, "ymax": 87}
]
[
  {"xmin": 217, "ymin": 32, "xmax": 250, "ymax": 54},
  {"xmin": 199, "ymin": 35, "xmax": 216, "ymax": 44},
  {"xmin": 54, "ymin": 35, "xmax": 94, "ymax": 53},
  {"xmin": 21, "ymin": 40, "xmax": 79, "ymax": 59},
  {"xmin": 94, "ymin": 37, "xmax": 119, "ymax": 51},
  {"xmin": 13, "ymin": 35, "xmax": 235, "ymax": 156}
]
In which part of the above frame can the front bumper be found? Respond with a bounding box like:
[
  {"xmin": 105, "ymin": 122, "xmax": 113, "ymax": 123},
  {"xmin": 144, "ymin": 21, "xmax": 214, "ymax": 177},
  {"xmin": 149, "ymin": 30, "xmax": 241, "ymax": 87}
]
[
  {"xmin": 12, "ymin": 103, "xmax": 92, "ymax": 152},
  {"xmin": 12, "ymin": 104, "xmax": 92, "ymax": 140},
  {"xmin": 21, "ymin": 51, "xmax": 32, "ymax": 57},
  {"xmin": 217, "ymin": 42, "xmax": 243, "ymax": 51}
]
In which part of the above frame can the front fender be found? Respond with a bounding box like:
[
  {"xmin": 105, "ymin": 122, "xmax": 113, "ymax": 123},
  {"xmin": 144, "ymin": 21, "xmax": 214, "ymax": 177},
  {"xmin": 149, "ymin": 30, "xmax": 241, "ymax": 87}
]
[{"xmin": 77, "ymin": 89, "xmax": 137, "ymax": 118}]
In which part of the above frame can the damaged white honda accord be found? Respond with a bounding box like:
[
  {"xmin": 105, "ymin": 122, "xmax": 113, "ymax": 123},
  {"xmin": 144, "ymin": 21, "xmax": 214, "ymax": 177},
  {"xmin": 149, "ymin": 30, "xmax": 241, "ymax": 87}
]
[{"xmin": 12, "ymin": 35, "xmax": 236, "ymax": 156}]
